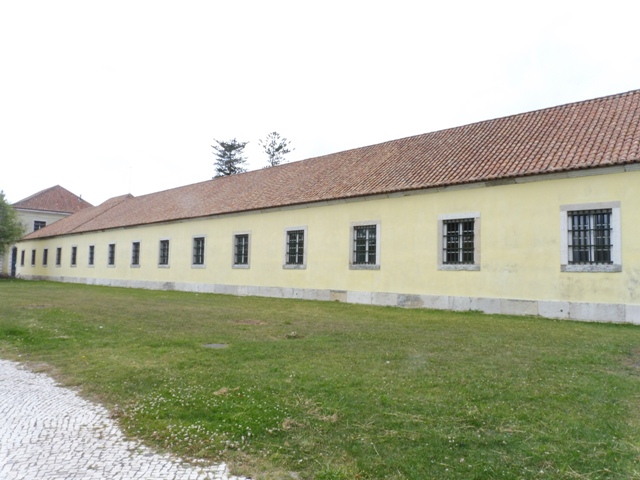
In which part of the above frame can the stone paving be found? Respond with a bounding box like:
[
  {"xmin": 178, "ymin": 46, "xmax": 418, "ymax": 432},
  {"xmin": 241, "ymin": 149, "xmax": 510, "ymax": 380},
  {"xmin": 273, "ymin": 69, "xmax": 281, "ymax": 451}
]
[{"xmin": 0, "ymin": 359, "xmax": 247, "ymax": 480}]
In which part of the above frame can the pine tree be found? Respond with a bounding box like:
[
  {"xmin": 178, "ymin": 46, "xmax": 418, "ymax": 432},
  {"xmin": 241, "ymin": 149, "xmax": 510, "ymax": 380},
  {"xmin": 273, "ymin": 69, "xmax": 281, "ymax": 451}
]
[
  {"xmin": 259, "ymin": 132, "xmax": 294, "ymax": 167},
  {"xmin": 211, "ymin": 138, "xmax": 249, "ymax": 177}
]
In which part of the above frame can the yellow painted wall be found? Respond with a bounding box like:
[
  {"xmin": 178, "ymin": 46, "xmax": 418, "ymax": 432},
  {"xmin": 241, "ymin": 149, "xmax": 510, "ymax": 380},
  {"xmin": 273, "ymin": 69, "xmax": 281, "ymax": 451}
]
[
  {"xmin": 1, "ymin": 210, "xmax": 69, "ymax": 275},
  {"xmin": 14, "ymin": 170, "xmax": 640, "ymax": 306}
]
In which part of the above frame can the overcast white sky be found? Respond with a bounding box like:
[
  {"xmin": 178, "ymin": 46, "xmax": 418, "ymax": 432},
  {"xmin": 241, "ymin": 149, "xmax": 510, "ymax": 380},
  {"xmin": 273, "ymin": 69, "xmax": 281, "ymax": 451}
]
[{"xmin": 2, "ymin": 0, "xmax": 639, "ymax": 206}]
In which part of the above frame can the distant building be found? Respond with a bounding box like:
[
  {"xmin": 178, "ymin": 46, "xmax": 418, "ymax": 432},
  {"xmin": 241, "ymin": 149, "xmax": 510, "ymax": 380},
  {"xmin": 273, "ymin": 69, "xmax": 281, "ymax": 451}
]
[
  {"xmin": 1, "ymin": 185, "xmax": 92, "ymax": 276},
  {"xmin": 14, "ymin": 90, "xmax": 640, "ymax": 324}
]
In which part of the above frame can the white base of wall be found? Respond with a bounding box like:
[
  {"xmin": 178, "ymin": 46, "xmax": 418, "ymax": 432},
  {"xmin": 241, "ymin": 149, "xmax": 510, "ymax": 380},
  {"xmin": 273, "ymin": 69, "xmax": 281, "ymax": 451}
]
[{"xmin": 23, "ymin": 275, "xmax": 640, "ymax": 325}]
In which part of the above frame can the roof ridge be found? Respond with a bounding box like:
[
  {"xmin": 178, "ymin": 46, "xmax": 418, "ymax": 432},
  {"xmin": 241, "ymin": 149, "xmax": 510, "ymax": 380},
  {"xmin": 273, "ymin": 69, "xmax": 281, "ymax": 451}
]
[
  {"xmin": 498, "ymin": 88, "xmax": 640, "ymax": 120},
  {"xmin": 19, "ymin": 88, "xmax": 640, "ymax": 238},
  {"xmin": 12, "ymin": 185, "xmax": 61, "ymax": 206},
  {"xmin": 65, "ymin": 195, "xmax": 133, "ymax": 235},
  {"xmin": 268, "ymin": 90, "xmax": 640, "ymax": 167}
]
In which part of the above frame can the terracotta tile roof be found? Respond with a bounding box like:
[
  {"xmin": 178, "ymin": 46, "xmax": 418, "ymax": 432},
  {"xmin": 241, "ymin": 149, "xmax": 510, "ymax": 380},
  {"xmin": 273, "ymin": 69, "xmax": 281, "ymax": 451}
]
[
  {"xmin": 26, "ymin": 194, "xmax": 132, "ymax": 239},
  {"xmin": 25, "ymin": 89, "xmax": 640, "ymax": 240},
  {"xmin": 13, "ymin": 185, "xmax": 93, "ymax": 214}
]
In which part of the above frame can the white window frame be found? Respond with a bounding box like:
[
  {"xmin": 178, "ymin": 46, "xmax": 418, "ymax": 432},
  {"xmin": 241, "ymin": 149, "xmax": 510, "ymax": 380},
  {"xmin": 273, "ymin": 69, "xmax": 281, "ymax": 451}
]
[
  {"xmin": 438, "ymin": 212, "xmax": 481, "ymax": 271},
  {"xmin": 192, "ymin": 235, "xmax": 206, "ymax": 268},
  {"xmin": 232, "ymin": 231, "xmax": 251, "ymax": 269},
  {"xmin": 283, "ymin": 226, "xmax": 307, "ymax": 269},
  {"xmin": 560, "ymin": 201, "xmax": 621, "ymax": 273},
  {"xmin": 349, "ymin": 221, "xmax": 381, "ymax": 270}
]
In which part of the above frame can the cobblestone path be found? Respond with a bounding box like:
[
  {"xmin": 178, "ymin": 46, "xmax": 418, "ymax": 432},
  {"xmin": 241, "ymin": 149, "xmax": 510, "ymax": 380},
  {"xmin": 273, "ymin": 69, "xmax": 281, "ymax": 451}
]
[{"xmin": 0, "ymin": 359, "xmax": 247, "ymax": 479}]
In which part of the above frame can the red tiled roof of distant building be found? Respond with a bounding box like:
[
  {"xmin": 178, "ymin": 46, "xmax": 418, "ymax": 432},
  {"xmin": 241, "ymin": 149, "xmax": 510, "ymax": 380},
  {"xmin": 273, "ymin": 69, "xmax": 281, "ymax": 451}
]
[
  {"xmin": 13, "ymin": 185, "xmax": 93, "ymax": 214},
  {"xmin": 25, "ymin": 89, "xmax": 640, "ymax": 240}
]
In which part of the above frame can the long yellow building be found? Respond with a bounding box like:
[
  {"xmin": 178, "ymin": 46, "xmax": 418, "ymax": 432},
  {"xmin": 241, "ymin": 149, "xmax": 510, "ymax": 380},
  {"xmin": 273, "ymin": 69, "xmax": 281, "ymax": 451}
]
[{"xmin": 14, "ymin": 90, "xmax": 640, "ymax": 323}]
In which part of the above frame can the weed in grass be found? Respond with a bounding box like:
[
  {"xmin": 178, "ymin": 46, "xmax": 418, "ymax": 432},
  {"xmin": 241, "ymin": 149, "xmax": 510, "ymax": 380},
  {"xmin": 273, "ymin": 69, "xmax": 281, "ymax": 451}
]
[
  {"xmin": 2, "ymin": 280, "xmax": 640, "ymax": 479},
  {"xmin": 122, "ymin": 382, "xmax": 292, "ymax": 459}
]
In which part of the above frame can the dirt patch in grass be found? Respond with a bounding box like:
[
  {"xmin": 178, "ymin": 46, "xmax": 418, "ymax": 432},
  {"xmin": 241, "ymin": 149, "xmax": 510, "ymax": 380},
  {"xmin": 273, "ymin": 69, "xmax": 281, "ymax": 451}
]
[
  {"xmin": 234, "ymin": 319, "xmax": 267, "ymax": 325},
  {"xmin": 624, "ymin": 349, "xmax": 640, "ymax": 370}
]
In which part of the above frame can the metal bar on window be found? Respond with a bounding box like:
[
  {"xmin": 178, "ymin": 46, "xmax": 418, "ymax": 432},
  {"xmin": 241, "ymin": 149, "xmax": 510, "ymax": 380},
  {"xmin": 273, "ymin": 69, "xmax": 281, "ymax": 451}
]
[{"xmin": 567, "ymin": 209, "xmax": 612, "ymax": 265}]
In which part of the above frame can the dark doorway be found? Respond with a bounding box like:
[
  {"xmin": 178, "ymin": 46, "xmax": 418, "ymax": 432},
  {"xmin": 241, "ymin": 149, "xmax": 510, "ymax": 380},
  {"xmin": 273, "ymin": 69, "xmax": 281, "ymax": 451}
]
[{"xmin": 10, "ymin": 247, "xmax": 17, "ymax": 277}]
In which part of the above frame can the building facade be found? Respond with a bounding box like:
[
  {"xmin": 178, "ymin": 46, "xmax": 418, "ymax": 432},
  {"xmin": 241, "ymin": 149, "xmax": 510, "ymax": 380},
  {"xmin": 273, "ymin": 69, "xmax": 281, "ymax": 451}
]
[
  {"xmin": 13, "ymin": 91, "xmax": 640, "ymax": 324},
  {"xmin": 1, "ymin": 186, "xmax": 92, "ymax": 276}
]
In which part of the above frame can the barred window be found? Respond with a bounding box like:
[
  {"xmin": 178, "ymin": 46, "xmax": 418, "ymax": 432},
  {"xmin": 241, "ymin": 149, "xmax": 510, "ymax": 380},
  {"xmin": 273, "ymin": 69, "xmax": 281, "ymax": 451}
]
[
  {"xmin": 33, "ymin": 220, "xmax": 46, "ymax": 231},
  {"xmin": 234, "ymin": 234, "xmax": 249, "ymax": 265},
  {"xmin": 443, "ymin": 219, "xmax": 475, "ymax": 264},
  {"xmin": 20, "ymin": 250, "xmax": 25, "ymax": 266},
  {"xmin": 286, "ymin": 230, "xmax": 304, "ymax": 265},
  {"xmin": 353, "ymin": 225, "xmax": 377, "ymax": 265},
  {"xmin": 567, "ymin": 209, "xmax": 612, "ymax": 265},
  {"xmin": 108, "ymin": 244, "xmax": 116, "ymax": 266},
  {"xmin": 159, "ymin": 240, "xmax": 170, "ymax": 266},
  {"xmin": 43, "ymin": 248, "xmax": 48, "ymax": 266},
  {"xmin": 88, "ymin": 245, "xmax": 95, "ymax": 266},
  {"xmin": 56, "ymin": 247, "xmax": 62, "ymax": 266},
  {"xmin": 131, "ymin": 242, "xmax": 140, "ymax": 266},
  {"xmin": 71, "ymin": 246, "xmax": 77, "ymax": 266},
  {"xmin": 193, "ymin": 237, "xmax": 205, "ymax": 265},
  {"xmin": 31, "ymin": 249, "xmax": 36, "ymax": 266}
]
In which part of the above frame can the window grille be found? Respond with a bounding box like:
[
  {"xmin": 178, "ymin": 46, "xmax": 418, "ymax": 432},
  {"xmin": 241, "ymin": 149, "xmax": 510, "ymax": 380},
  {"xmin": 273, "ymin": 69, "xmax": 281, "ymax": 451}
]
[
  {"xmin": 31, "ymin": 250, "xmax": 36, "ymax": 266},
  {"xmin": 108, "ymin": 244, "xmax": 116, "ymax": 266},
  {"xmin": 234, "ymin": 234, "xmax": 249, "ymax": 265},
  {"xmin": 43, "ymin": 248, "xmax": 48, "ymax": 266},
  {"xmin": 443, "ymin": 219, "xmax": 475, "ymax": 264},
  {"xmin": 193, "ymin": 237, "xmax": 205, "ymax": 265},
  {"xmin": 159, "ymin": 240, "xmax": 169, "ymax": 265},
  {"xmin": 353, "ymin": 225, "xmax": 377, "ymax": 265},
  {"xmin": 131, "ymin": 242, "xmax": 140, "ymax": 266},
  {"xmin": 71, "ymin": 246, "xmax": 77, "ymax": 266},
  {"xmin": 567, "ymin": 209, "xmax": 612, "ymax": 264},
  {"xmin": 88, "ymin": 246, "xmax": 95, "ymax": 266},
  {"xmin": 33, "ymin": 220, "xmax": 46, "ymax": 231},
  {"xmin": 56, "ymin": 248, "xmax": 62, "ymax": 266},
  {"xmin": 286, "ymin": 230, "xmax": 304, "ymax": 265}
]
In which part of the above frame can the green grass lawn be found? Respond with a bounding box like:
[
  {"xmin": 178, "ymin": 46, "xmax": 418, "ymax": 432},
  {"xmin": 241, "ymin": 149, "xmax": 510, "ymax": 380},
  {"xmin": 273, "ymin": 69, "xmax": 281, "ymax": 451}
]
[{"xmin": 1, "ymin": 279, "xmax": 640, "ymax": 479}]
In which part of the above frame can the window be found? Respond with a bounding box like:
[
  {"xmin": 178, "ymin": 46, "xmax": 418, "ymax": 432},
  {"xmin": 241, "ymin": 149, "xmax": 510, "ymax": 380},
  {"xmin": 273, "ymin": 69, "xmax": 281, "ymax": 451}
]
[
  {"xmin": 31, "ymin": 249, "xmax": 36, "ymax": 266},
  {"xmin": 88, "ymin": 245, "xmax": 95, "ymax": 266},
  {"xmin": 20, "ymin": 250, "xmax": 25, "ymax": 267},
  {"xmin": 443, "ymin": 219, "xmax": 475, "ymax": 264},
  {"xmin": 56, "ymin": 247, "xmax": 62, "ymax": 267},
  {"xmin": 33, "ymin": 220, "xmax": 46, "ymax": 231},
  {"xmin": 438, "ymin": 212, "xmax": 480, "ymax": 271},
  {"xmin": 350, "ymin": 222, "xmax": 380, "ymax": 269},
  {"xmin": 193, "ymin": 237, "xmax": 205, "ymax": 266},
  {"xmin": 43, "ymin": 248, "xmax": 48, "ymax": 266},
  {"xmin": 159, "ymin": 239, "xmax": 170, "ymax": 266},
  {"xmin": 131, "ymin": 242, "xmax": 140, "ymax": 267},
  {"xmin": 561, "ymin": 202, "xmax": 621, "ymax": 272},
  {"xmin": 284, "ymin": 227, "xmax": 307, "ymax": 268},
  {"xmin": 108, "ymin": 243, "xmax": 116, "ymax": 266},
  {"xmin": 233, "ymin": 233, "xmax": 250, "ymax": 267},
  {"xmin": 71, "ymin": 246, "xmax": 77, "ymax": 267}
]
